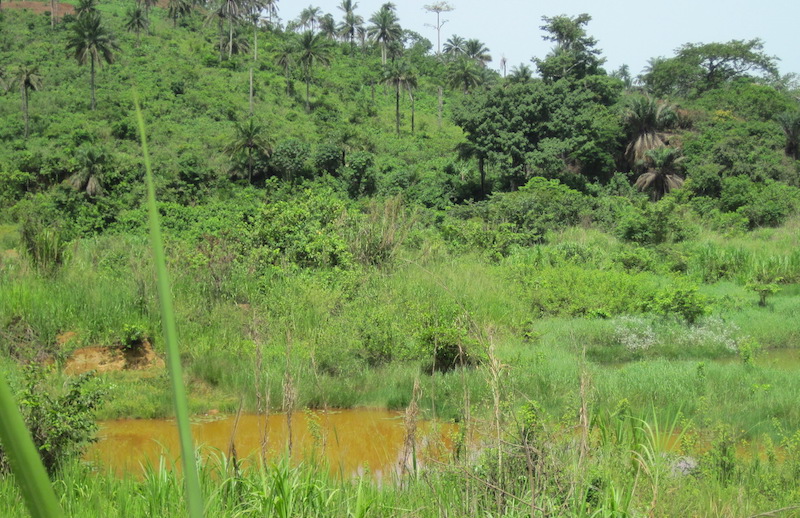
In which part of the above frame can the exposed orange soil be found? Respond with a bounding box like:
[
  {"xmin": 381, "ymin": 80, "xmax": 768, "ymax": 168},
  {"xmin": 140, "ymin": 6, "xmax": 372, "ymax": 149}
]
[
  {"xmin": 3, "ymin": 2, "xmax": 76, "ymax": 15},
  {"xmin": 65, "ymin": 340, "xmax": 164, "ymax": 375}
]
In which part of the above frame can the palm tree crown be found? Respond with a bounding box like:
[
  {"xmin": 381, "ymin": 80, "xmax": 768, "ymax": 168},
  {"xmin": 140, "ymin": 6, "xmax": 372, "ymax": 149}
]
[
  {"xmin": 226, "ymin": 118, "xmax": 273, "ymax": 181},
  {"xmin": 69, "ymin": 146, "xmax": 108, "ymax": 196},
  {"xmin": 776, "ymin": 110, "xmax": 800, "ymax": 160},
  {"xmin": 447, "ymin": 57, "xmax": 482, "ymax": 94},
  {"xmin": 623, "ymin": 96, "xmax": 676, "ymax": 166},
  {"xmin": 15, "ymin": 65, "xmax": 43, "ymax": 139},
  {"xmin": 442, "ymin": 35, "xmax": 465, "ymax": 56},
  {"xmin": 66, "ymin": 12, "xmax": 119, "ymax": 110},
  {"xmin": 463, "ymin": 38, "xmax": 491, "ymax": 67},
  {"xmin": 635, "ymin": 147, "xmax": 685, "ymax": 201},
  {"xmin": 124, "ymin": 6, "xmax": 149, "ymax": 46},
  {"xmin": 367, "ymin": 6, "xmax": 401, "ymax": 65},
  {"xmin": 296, "ymin": 31, "xmax": 332, "ymax": 111}
]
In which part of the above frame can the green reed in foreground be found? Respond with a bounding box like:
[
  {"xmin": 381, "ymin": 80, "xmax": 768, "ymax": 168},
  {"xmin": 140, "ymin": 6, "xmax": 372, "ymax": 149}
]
[{"xmin": 135, "ymin": 95, "xmax": 203, "ymax": 518}]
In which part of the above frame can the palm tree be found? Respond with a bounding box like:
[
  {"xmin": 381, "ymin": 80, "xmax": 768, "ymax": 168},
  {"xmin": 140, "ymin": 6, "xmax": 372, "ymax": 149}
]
[
  {"xmin": 69, "ymin": 146, "xmax": 107, "ymax": 196},
  {"xmin": 297, "ymin": 31, "xmax": 332, "ymax": 112},
  {"xmin": 508, "ymin": 64, "xmax": 532, "ymax": 84},
  {"xmin": 318, "ymin": 14, "xmax": 336, "ymax": 39},
  {"xmin": 463, "ymin": 38, "xmax": 491, "ymax": 67},
  {"xmin": 447, "ymin": 57, "xmax": 482, "ymax": 93},
  {"xmin": 243, "ymin": 0, "xmax": 267, "ymax": 60},
  {"xmin": 74, "ymin": 0, "xmax": 99, "ymax": 18},
  {"xmin": 623, "ymin": 96, "xmax": 676, "ymax": 166},
  {"xmin": 337, "ymin": 0, "xmax": 357, "ymax": 16},
  {"xmin": 226, "ymin": 118, "xmax": 273, "ymax": 182},
  {"xmin": 137, "ymin": 0, "xmax": 158, "ymax": 16},
  {"xmin": 209, "ymin": 0, "xmax": 244, "ymax": 60},
  {"xmin": 776, "ymin": 110, "xmax": 800, "ymax": 160},
  {"xmin": 167, "ymin": 0, "xmax": 193, "ymax": 28},
  {"xmin": 15, "ymin": 65, "xmax": 42, "ymax": 139},
  {"xmin": 337, "ymin": 11, "xmax": 363, "ymax": 46},
  {"xmin": 383, "ymin": 61, "xmax": 417, "ymax": 135},
  {"xmin": 299, "ymin": 5, "xmax": 321, "ymax": 32},
  {"xmin": 263, "ymin": 0, "xmax": 279, "ymax": 28},
  {"xmin": 635, "ymin": 147, "xmax": 685, "ymax": 201},
  {"xmin": 124, "ymin": 6, "xmax": 149, "ymax": 47},
  {"xmin": 367, "ymin": 6, "xmax": 401, "ymax": 65},
  {"xmin": 442, "ymin": 35, "xmax": 465, "ymax": 57},
  {"xmin": 66, "ymin": 12, "xmax": 119, "ymax": 111},
  {"xmin": 274, "ymin": 38, "xmax": 296, "ymax": 95}
]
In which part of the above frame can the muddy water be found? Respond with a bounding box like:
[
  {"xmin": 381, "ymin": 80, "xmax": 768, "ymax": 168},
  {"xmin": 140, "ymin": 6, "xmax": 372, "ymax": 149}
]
[{"xmin": 87, "ymin": 409, "xmax": 456, "ymax": 481}]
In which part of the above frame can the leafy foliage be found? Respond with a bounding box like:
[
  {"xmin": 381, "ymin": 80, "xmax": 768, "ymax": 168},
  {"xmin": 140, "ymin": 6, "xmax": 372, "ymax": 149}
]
[{"xmin": 0, "ymin": 367, "xmax": 103, "ymax": 475}]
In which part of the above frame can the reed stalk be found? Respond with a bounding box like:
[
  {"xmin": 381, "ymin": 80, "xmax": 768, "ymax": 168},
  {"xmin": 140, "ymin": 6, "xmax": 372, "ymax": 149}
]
[{"xmin": 135, "ymin": 95, "xmax": 203, "ymax": 518}]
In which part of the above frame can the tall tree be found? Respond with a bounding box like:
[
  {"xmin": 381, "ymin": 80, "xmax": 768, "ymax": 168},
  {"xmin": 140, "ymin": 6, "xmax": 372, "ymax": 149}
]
[
  {"xmin": 262, "ymin": 0, "xmax": 279, "ymax": 28},
  {"xmin": 383, "ymin": 60, "xmax": 417, "ymax": 135},
  {"xmin": 66, "ymin": 12, "xmax": 119, "ymax": 111},
  {"xmin": 167, "ymin": 0, "xmax": 193, "ymax": 28},
  {"xmin": 641, "ymin": 40, "xmax": 779, "ymax": 97},
  {"xmin": 297, "ymin": 31, "xmax": 332, "ymax": 112},
  {"xmin": 124, "ymin": 6, "xmax": 149, "ymax": 47},
  {"xmin": 211, "ymin": 0, "xmax": 244, "ymax": 60},
  {"xmin": 635, "ymin": 147, "xmax": 685, "ymax": 201},
  {"xmin": 534, "ymin": 13, "xmax": 605, "ymax": 82},
  {"xmin": 318, "ymin": 14, "xmax": 336, "ymax": 39},
  {"xmin": 273, "ymin": 38, "xmax": 296, "ymax": 95},
  {"xmin": 299, "ymin": 5, "xmax": 322, "ymax": 33},
  {"xmin": 367, "ymin": 5, "xmax": 401, "ymax": 65},
  {"xmin": 623, "ymin": 96, "xmax": 676, "ymax": 166},
  {"xmin": 337, "ymin": 11, "xmax": 363, "ymax": 46},
  {"xmin": 423, "ymin": 1, "xmax": 453, "ymax": 55},
  {"xmin": 15, "ymin": 65, "xmax": 42, "ymax": 139},
  {"xmin": 50, "ymin": 0, "xmax": 59, "ymax": 28}
]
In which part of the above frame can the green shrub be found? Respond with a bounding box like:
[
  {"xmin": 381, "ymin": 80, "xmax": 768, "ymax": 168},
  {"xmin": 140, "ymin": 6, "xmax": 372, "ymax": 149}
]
[
  {"xmin": 250, "ymin": 189, "xmax": 351, "ymax": 269},
  {"xmin": 515, "ymin": 264, "xmax": 657, "ymax": 318},
  {"xmin": 0, "ymin": 366, "xmax": 104, "ymax": 475},
  {"xmin": 650, "ymin": 282, "xmax": 708, "ymax": 324},
  {"xmin": 19, "ymin": 218, "xmax": 65, "ymax": 274}
]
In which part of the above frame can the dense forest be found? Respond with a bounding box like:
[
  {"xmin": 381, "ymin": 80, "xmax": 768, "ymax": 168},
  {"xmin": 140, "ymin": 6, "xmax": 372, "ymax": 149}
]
[{"xmin": 1, "ymin": 1, "xmax": 800, "ymax": 516}]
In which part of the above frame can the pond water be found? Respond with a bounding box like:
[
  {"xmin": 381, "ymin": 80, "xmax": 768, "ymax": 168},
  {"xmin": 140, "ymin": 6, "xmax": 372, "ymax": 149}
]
[{"xmin": 86, "ymin": 408, "xmax": 456, "ymax": 482}]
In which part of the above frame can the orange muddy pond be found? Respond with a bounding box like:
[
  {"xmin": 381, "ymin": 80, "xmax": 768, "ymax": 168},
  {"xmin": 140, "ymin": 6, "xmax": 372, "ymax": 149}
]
[{"xmin": 86, "ymin": 409, "xmax": 456, "ymax": 481}]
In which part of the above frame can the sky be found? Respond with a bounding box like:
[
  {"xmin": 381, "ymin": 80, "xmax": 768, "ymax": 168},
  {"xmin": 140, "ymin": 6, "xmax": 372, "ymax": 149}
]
[{"xmin": 281, "ymin": 0, "xmax": 800, "ymax": 78}]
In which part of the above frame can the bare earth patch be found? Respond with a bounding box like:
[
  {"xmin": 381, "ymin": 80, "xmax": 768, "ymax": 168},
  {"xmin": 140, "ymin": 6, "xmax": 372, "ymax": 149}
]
[
  {"xmin": 65, "ymin": 341, "xmax": 164, "ymax": 375},
  {"xmin": 3, "ymin": 2, "xmax": 75, "ymax": 15}
]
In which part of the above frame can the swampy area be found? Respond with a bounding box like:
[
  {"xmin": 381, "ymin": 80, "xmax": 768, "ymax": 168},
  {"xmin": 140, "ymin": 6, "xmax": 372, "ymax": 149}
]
[{"xmin": 2, "ymin": 2, "xmax": 800, "ymax": 516}]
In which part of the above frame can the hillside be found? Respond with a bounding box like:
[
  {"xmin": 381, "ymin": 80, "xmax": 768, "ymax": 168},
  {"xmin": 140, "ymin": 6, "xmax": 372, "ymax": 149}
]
[{"xmin": 2, "ymin": 3, "xmax": 800, "ymax": 517}]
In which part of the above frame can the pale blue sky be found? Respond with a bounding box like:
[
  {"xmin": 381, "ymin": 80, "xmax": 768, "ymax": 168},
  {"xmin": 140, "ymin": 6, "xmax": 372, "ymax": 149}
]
[{"xmin": 283, "ymin": 0, "xmax": 800, "ymax": 78}]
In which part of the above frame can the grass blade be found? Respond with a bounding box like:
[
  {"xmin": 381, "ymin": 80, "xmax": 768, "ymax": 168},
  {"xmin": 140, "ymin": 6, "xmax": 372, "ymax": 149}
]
[
  {"xmin": 0, "ymin": 376, "xmax": 63, "ymax": 518},
  {"xmin": 134, "ymin": 94, "xmax": 204, "ymax": 518}
]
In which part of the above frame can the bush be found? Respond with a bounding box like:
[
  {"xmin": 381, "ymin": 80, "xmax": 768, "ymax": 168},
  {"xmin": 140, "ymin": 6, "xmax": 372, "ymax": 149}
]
[
  {"xmin": 0, "ymin": 366, "xmax": 104, "ymax": 474},
  {"xmin": 19, "ymin": 218, "xmax": 65, "ymax": 274},
  {"xmin": 650, "ymin": 282, "xmax": 708, "ymax": 324},
  {"xmin": 250, "ymin": 189, "xmax": 351, "ymax": 269},
  {"xmin": 514, "ymin": 264, "xmax": 657, "ymax": 318}
]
